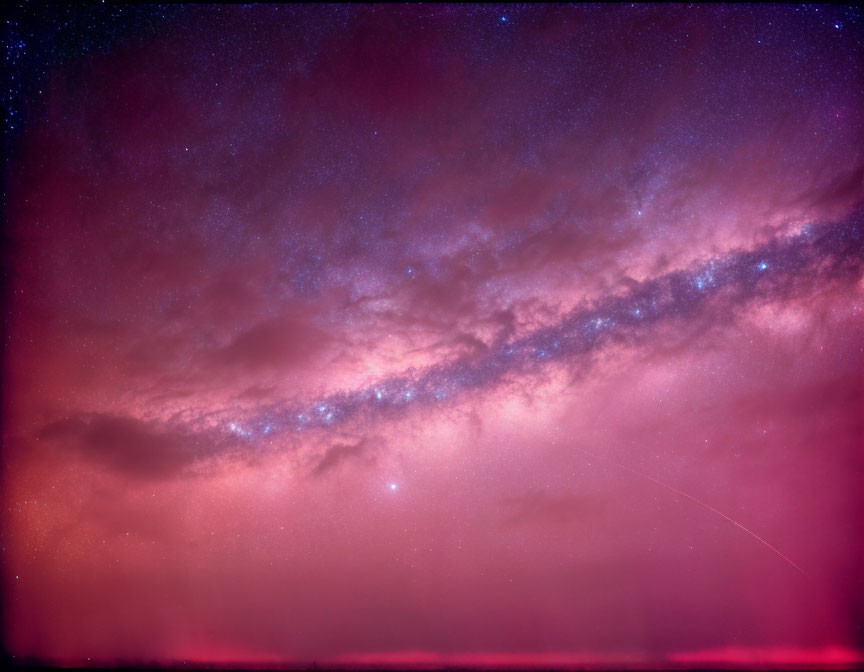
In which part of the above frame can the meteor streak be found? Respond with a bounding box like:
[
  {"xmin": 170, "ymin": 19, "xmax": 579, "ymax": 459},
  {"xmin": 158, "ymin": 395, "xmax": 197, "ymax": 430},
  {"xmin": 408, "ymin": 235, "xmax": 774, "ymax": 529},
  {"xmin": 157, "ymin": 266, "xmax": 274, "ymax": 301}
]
[{"xmin": 617, "ymin": 464, "xmax": 809, "ymax": 576}]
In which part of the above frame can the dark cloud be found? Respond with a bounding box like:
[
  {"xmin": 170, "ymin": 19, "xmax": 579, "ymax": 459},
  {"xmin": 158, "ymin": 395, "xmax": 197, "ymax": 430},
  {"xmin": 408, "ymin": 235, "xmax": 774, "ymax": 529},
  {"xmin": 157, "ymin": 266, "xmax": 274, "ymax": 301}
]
[
  {"xmin": 501, "ymin": 492, "xmax": 604, "ymax": 529},
  {"xmin": 212, "ymin": 312, "xmax": 332, "ymax": 372},
  {"xmin": 311, "ymin": 438, "xmax": 374, "ymax": 478},
  {"xmin": 38, "ymin": 413, "xmax": 217, "ymax": 480}
]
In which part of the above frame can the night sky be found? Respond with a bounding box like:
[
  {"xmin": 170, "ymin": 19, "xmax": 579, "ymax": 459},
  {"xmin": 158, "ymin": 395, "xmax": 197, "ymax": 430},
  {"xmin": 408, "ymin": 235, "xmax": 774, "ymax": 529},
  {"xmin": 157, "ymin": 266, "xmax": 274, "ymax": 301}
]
[{"xmin": 3, "ymin": 3, "xmax": 864, "ymax": 668}]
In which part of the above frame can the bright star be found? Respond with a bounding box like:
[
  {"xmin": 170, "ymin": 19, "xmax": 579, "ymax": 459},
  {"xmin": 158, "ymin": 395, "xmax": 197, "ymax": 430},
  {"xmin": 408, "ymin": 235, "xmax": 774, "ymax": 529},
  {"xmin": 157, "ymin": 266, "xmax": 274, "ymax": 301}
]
[{"xmin": 389, "ymin": 483, "xmax": 398, "ymax": 491}]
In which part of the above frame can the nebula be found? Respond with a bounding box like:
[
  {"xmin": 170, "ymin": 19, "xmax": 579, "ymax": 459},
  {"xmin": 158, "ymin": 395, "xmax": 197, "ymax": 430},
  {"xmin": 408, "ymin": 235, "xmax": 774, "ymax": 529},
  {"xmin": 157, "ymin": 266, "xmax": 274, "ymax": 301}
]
[{"xmin": 3, "ymin": 4, "xmax": 863, "ymax": 668}]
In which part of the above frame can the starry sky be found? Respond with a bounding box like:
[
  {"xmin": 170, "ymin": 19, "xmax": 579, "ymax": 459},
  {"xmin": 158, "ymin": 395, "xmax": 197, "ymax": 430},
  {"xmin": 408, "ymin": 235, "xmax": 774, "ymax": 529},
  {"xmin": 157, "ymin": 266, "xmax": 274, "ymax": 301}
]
[{"xmin": 3, "ymin": 3, "xmax": 864, "ymax": 668}]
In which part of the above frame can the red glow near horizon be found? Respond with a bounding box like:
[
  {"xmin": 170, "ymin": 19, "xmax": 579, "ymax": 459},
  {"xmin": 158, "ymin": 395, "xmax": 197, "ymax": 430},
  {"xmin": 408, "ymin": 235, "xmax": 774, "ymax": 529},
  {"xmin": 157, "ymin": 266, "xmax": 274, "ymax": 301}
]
[{"xmin": 3, "ymin": 4, "xmax": 863, "ymax": 669}]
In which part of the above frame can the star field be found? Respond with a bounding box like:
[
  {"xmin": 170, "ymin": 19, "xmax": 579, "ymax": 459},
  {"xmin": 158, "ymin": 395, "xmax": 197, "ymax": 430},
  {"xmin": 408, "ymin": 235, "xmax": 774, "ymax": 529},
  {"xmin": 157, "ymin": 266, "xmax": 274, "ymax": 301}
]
[{"xmin": 3, "ymin": 3, "xmax": 864, "ymax": 669}]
